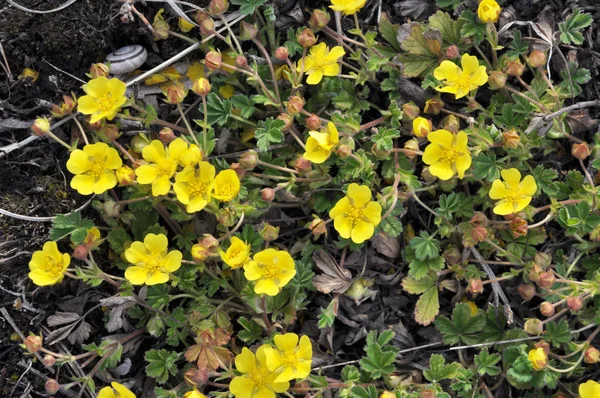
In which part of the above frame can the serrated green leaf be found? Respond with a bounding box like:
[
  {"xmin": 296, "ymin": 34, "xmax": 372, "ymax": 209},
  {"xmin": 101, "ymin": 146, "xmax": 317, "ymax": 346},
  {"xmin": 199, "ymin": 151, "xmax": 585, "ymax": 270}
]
[
  {"xmin": 254, "ymin": 118, "xmax": 285, "ymax": 150},
  {"xmin": 145, "ymin": 349, "xmax": 179, "ymax": 384},
  {"xmin": 424, "ymin": 354, "xmax": 461, "ymax": 383}
]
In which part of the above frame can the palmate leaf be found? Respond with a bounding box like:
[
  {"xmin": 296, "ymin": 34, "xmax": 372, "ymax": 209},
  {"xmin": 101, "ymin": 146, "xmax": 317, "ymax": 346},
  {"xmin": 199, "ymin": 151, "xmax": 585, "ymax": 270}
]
[
  {"xmin": 204, "ymin": 93, "xmax": 232, "ymax": 126},
  {"xmin": 434, "ymin": 303, "xmax": 486, "ymax": 345},
  {"xmin": 230, "ymin": 0, "xmax": 267, "ymax": 15},
  {"xmin": 424, "ymin": 354, "xmax": 461, "ymax": 383}
]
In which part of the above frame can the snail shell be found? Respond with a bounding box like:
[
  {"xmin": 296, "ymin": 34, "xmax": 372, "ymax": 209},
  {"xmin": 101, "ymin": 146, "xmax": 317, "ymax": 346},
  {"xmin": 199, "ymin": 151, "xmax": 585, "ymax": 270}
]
[{"xmin": 105, "ymin": 45, "xmax": 148, "ymax": 75}]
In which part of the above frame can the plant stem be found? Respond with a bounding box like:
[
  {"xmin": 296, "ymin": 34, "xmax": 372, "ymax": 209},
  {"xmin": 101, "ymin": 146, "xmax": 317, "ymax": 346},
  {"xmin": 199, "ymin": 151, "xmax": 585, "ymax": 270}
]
[{"xmin": 177, "ymin": 103, "xmax": 201, "ymax": 147}]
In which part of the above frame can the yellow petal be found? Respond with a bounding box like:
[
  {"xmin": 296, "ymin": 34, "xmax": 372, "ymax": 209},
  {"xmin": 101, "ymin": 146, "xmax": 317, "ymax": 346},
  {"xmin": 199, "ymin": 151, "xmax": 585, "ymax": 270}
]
[
  {"xmin": 173, "ymin": 182, "xmax": 190, "ymax": 204},
  {"xmin": 363, "ymin": 201, "xmax": 382, "ymax": 226},
  {"xmin": 146, "ymin": 270, "xmax": 169, "ymax": 285},
  {"xmin": 235, "ymin": 348, "xmax": 256, "ymax": 373},
  {"xmin": 322, "ymin": 62, "xmax": 340, "ymax": 77},
  {"xmin": 455, "ymin": 154, "xmax": 471, "ymax": 179},
  {"xmin": 470, "ymin": 65, "xmax": 488, "ymax": 87},
  {"xmin": 229, "ymin": 377, "xmax": 254, "ymax": 398},
  {"xmin": 144, "ymin": 233, "xmax": 168, "ymax": 254},
  {"xmin": 105, "ymin": 147, "xmax": 123, "ymax": 170},
  {"xmin": 83, "ymin": 76, "xmax": 108, "ymax": 97},
  {"xmin": 351, "ymin": 220, "xmax": 374, "ymax": 244},
  {"xmin": 422, "ymin": 143, "xmax": 442, "ymax": 165},
  {"xmin": 77, "ymin": 95, "xmax": 99, "ymax": 115},
  {"xmin": 107, "ymin": 78, "xmax": 127, "ymax": 99},
  {"xmin": 428, "ymin": 129, "xmax": 453, "ymax": 147},
  {"xmin": 309, "ymin": 43, "xmax": 327, "ymax": 58},
  {"xmin": 94, "ymin": 171, "xmax": 117, "ymax": 194},
  {"xmin": 501, "ymin": 168, "xmax": 521, "ymax": 187},
  {"xmin": 163, "ymin": 250, "xmax": 182, "ymax": 272},
  {"xmin": 243, "ymin": 261, "xmax": 261, "ymax": 281},
  {"xmin": 135, "ymin": 165, "xmax": 159, "ymax": 184},
  {"xmin": 125, "ymin": 242, "xmax": 147, "ymax": 264},
  {"xmin": 125, "ymin": 266, "xmax": 149, "ymax": 285},
  {"xmin": 334, "ymin": 215, "xmax": 353, "ymax": 239},
  {"xmin": 515, "ymin": 197, "xmax": 532, "ymax": 212},
  {"xmin": 329, "ymin": 197, "xmax": 351, "ymax": 219},
  {"xmin": 66, "ymin": 150, "xmax": 91, "ymax": 175},
  {"xmin": 493, "ymin": 199, "xmax": 514, "ymax": 216},
  {"xmin": 429, "ymin": 160, "xmax": 454, "ymax": 181},
  {"xmin": 70, "ymin": 174, "xmax": 96, "ymax": 195},
  {"xmin": 97, "ymin": 386, "xmax": 115, "ymax": 398},
  {"xmin": 460, "ymin": 54, "xmax": 480, "ymax": 75},
  {"xmin": 306, "ymin": 69, "xmax": 323, "ymax": 85},
  {"xmin": 274, "ymin": 333, "xmax": 299, "ymax": 351},
  {"xmin": 434, "ymin": 60, "xmax": 460, "ymax": 81},
  {"xmin": 143, "ymin": 140, "xmax": 166, "ymax": 163},
  {"xmin": 328, "ymin": 46, "xmax": 345, "ymax": 60},
  {"xmin": 489, "ymin": 180, "xmax": 507, "ymax": 200},
  {"xmin": 168, "ymin": 138, "xmax": 188, "ymax": 160},
  {"xmin": 152, "ymin": 176, "xmax": 171, "ymax": 196},
  {"xmin": 579, "ymin": 380, "xmax": 600, "ymax": 398},
  {"xmin": 519, "ymin": 175, "xmax": 537, "ymax": 196},
  {"xmin": 347, "ymin": 183, "xmax": 372, "ymax": 205},
  {"xmin": 111, "ymin": 382, "xmax": 135, "ymax": 398},
  {"xmin": 255, "ymin": 279, "xmax": 280, "ymax": 296}
]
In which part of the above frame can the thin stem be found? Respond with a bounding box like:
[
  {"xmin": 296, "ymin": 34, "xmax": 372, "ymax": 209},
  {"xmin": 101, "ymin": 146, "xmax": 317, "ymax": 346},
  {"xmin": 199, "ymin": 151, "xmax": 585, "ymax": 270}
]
[
  {"xmin": 112, "ymin": 140, "xmax": 136, "ymax": 164},
  {"xmin": 177, "ymin": 104, "xmax": 201, "ymax": 147},
  {"xmin": 411, "ymin": 191, "xmax": 439, "ymax": 218},
  {"xmin": 230, "ymin": 114, "xmax": 258, "ymax": 127},
  {"xmin": 45, "ymin": 131, "xmax": 72, "ymax": 151},
  {"xmin": 258, "ymin": 160, "xmax": 299, "ymax": 175},
  {"xmin": 252, "ymin": 38, "xmax": 282, "ymax": 106},
  {"xmin": 71, "ymin": 116, "xmax": 89, "ymax": 145},
  {"xmin": 169, "ymin": 30, "xmax": 198, "ymax": 44},
  {"xmin": 528, "ymin": 211, "xmax": 555, "ymax": 229},
  {"xmin": 218, "ymin": 212, "xmax": 245, "ymax": 242},
  {"xmin": 219, "ymin": 15, "xmax": 243, "ymax": 54},
  {"xmin": 504, "ymin": 85, "xmax": 548, "ymax": 111},
  {"xmin": 201, "ymin": 95, "xmax": 208, "ymax": 156}
]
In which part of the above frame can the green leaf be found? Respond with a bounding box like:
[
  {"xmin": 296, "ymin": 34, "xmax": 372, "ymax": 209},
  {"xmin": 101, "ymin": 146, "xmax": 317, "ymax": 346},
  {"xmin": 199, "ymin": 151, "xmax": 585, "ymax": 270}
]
[
  {"xmin": 349, "ymin": 386, "xmax": 378, "ymax": 398},
  {"xmin": 341, "ymin": 365, "xmax": 361, "ymax": 382},
  {"xmin": 230, "ymin": 0, "xmax": 267, "ymax": 15},
  {"xmin": 49, "ymin": 211, "xmax": 94, "ymax": 244},
  {"xmin": 402, "ymin": 273, "xmax": 438, "ymax": 294},
  {"xmin": 317, "ymin": 299, "xmax": 337, "ymax": 328},
  {"xmin": 409, "ymin": 256, "xmax": 444, "ymax": 280},
  {"xmin": 424, "ymin": 354, "xmax": 461, "ymax": 383},
  {"xmin": 531, "ymin": 367, "xmax": 559, "ymax": 390},
  {"xmin": 237, "ymin": 317, "xmax": 263, "ymax": 343},
  {"xmin": 474, "ymin": 348, "xmax": 501, "ymax": 376},
  {"xmin": 204, "ymin": 93, "xmax": 232, "ymax": 126},
  {"xmin": 378, "ymin": 14, "xmax": 400, "ymax": 51},
  {"xmin": 428, "ymin": 11, "xmax": 465, "ymax": 46},
  {"xmin": 472, "ymin": 152, "xmax": 501, "ymax": 181},
  {"xmin": 434, "ymin": 303, "xmax": 485, "ymax": 345},
  {"xmin": 145, "ymin": 349, "xmax": 179, "ymax": 384},
  {"xmin": 397, "ymin": 24, "xmax": 439, "ymax": 77},
  {"xmin": 544, "ymin": 319, "xmax": 572, "ymax": 347},
  {"xmin": 436, "ymin": 0, "xmax": 461, "ymax": 9},
  {"xmin": 506, "ymin": 354, "xmax": 533, "ymax": 387},
  {"xmin": 359, "ymin": 331, "xmax": 399, "ymax": 379},
  {"xmin": 254, "ymin": 118, "xmax": 285, "ymax": 150},
  {"xmin": 372, "ymin": 127, "xmax": 400, "ymax": 151},
  {"xmin": 415, "ymin": 283, "xmax": 440, "ymax": 326},
  {"xmin": 559, "ymin": 9, "xmax": 592, "ymax": 45},
  {"xmin": 409, "ymin": 231, "xmax": 440, "ymax": 260},
  {"xmin": 459, "ymin": 10, "xmax": 486, "ymax": 44},
  {"xmin": 231, "ymin": 95, "xmax": 257, "ymax": 119},
  {"xmin": 532, "ymin": 165, "xmax": 558, "ymax": 196},
  {"xmin": 284, "ymin": 28, "xmax": 302, "ymax": 57},
  {"xmin": 505, "ymin": 31, "xmax": 528, "ymax": 59},
  {"xmin": 380, "ymin": 216, "xmax": 403, "ymax": 238},
  {"xmin": 106, "ymin": 226, "xmax": 131, "ymax": 255}
]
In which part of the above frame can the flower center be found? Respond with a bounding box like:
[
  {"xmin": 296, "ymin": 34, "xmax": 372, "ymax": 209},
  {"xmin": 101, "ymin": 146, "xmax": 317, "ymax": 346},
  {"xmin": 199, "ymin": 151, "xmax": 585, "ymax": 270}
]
[
  {"xmin": 281, "ymin": 350, "xmax": 300, "ymax": 366},
  {"xmin": 95, "ymin": 94, "xmax": 117, "ymax": 113},
  {"xmin": 452, "ymin": 72, "xmax": 473, "ymax": 93},
  {"xmin": 188, "ymin": 180, "xmax": 209, "ymax": 199},
  {"xmin": 504, "ymin": 186, "xmax": 522, "ymax": 206},
  {"xmin": 157, "ymin": 161, "xmax": 176, "ymax": 178},
  {"xmin": 345, "ymin": 204, "xmax": 365, "ymax": 226},
  {"xmin": 144, "ymin": 254, "xmax": 163, "ymax": 273},
  {"xmin": 440, "ymin": 147, "xmax": 459, "ymax": 163},
  {"xmin": 88, "ymin": 157, "xmax": 108, "ymax": 179},
  {"xmin": 217, "ymin": 183, "xmax": 235, "ymax": 197},
  {"xmin": 260, "ymin": 258, "xmax": 283, "ymax": 280},
  {"xmin": 45, "ymin": 256, "xmax": 64, "ymax": 278},
  {"xmin": 248, "ymin": 366, "xmax": 270, "ymax": 390}
]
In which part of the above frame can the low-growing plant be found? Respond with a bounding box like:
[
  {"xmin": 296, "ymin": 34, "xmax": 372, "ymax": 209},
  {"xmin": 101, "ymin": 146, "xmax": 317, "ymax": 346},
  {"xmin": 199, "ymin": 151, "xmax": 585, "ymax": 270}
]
[{"xmin": 14, "ymin": 0, "xmax": 600, "ymax": 396}]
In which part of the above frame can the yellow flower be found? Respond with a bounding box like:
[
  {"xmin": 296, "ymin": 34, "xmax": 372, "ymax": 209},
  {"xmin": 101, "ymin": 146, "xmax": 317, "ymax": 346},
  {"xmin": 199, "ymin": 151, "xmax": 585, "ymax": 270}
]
[
  {"xmin": 298, "ymin": 43, "xmax": 345, "ymax": 85},
  {"xmin": 116, "ymin": 165, "xmax": 136, "ymax": 186},
  {"xmin": 219, "ymin": 237, "xmax": 251, "ymax": 269},
  {"xmin": 173, "ymin": 162, "xmax": 216, "ymax": 213},
  {"xmin": 186, "ymin": 62, "xmax": 206, "ymax": 81},
  {"xmin": 434, "ymin": 54, "xmax": 488, "ymax": 99},
  {"xmin": 213, "ymin": 169, "xmax": 241, "ymax": 202},
  {"xmin": 489, "ymin": 168, "xmax": 537, "ymax": 215},
  {"xmin": 78, "ymin": 77, "xmax": 128, "ymax": 123},
  {"xmin": 580, "ymin": 380, "xmax": 600, "ymax": 398},
  {"xmin": 178, "ymin": 16, "xmax": 195, "ymax": 32},
  {"xmin": 67, "ymin": 143, "xmax": 123, "ymax": 195},
  {"xmin": 124, "ymin": 233, "xmax": 182, "ymax": 285},
  {"xmin": 219, "ymin": 84, "xmax": 235, "ymax": 99},
  {"xmin": 528, "ymin": 348, "xmax": 547, "ymax": 371},
  {"xmin": 329, "ymin": 0, "xmax": 367, "ymax": 15},
  {"xmin": 28, "ymin": 241, "xmax": 70, "ymax": 286},
  {"xmin": 478, "ymin": 0, "xmax": 501, "ymax": 23},
  {"xmin": 135, "ymin": 138, "xmax": 188, "ymax": 196},
  {"xmin": 329, "ymin": 183, "xmax": 382, "ymax": 244},
  {"xmin": 18, "ymin": 67, "xmax": 39, "ymax": 83},
  {"xmin": 304, "ymin": 122, "xmax": 339, "ymax": 164},
  {"xmin": 230, "ymin": 346, "xmax": 290, "ymax": 398},
  {"xmin": 380, "ymin": 392, "xmax": 396, "ymax": 398},
  {"xmin": 184, "ymin": 389, "xmax": 206, "ymax": 398},
  {"xmin": 263, "ymin": 333, "xmax": 312, "ymax": 382},
  {"xmin": 412, "ymin": 117, "xmax": 432, "ymax": 138},
  {"xmin": 243, "ymin": 249, "xmax": 296, "ymax": 296},
  {"xmin": 422, "ymin": 130, "xmax": 471, "ymax": 180},
  {"xmin": 84, "ymin": 227, "xmax": 102, "ymax": 245},
  {"xmin": 98, "ymin": 382, "xmax": 136, "ymax": 398},
  {"xmin": 179, "ymin": 144, "xmax": 203, "ymax": 167}
]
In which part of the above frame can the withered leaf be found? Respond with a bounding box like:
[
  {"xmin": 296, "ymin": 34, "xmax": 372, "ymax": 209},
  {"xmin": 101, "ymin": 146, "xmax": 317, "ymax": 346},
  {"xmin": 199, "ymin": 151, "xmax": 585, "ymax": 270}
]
[
  {"xmin": 68, "ymin": 321, "xmax": 91, "ymax": 345},
  {"xmin": 312, "ymin": 250, "xmax": 353, "ymax": 294},
  {"xmin": 371, "ymin": 232, "xmax": 401, "ymax": 258},
  {"xmin": 184, "ymin": 328, "xmax": 232, "ymax": 372},
  {"xmin": 565, "ymin": 110, "xmax": 598, "ymax": 134},
  {"xmin": 47, "ymin": 312, "xmax": 80, "ymax": 327}
]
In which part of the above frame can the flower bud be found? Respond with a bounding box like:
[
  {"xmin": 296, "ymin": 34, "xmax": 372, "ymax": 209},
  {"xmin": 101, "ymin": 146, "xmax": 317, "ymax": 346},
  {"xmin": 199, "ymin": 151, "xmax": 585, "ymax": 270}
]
[
  {"xmin": 275, "ymin": 46, "xmax": 289, "ymax": 61},
  {"xmin": 43, "ymin": 355, "xmax": 56, "ymax": 368},
  {"xmin": 584, "ymin": 347, "xmax": 600, "ymax": 364},
  {"xmin": 470, "ymin": 212, "xmax": 488, "ymax": 227},
  {"xmin": 259, "ymin": 222, "xmax": 279, "ymax": 242},
  {"xmin": 467, "ymin": 278, "xmax": 484, "ymax": 295},
  {"xmin": 239, "ymin": 150, "xmax": 259, "ymax": 170},
  {"xmin": 538, "ymin": 271, "xmax": 555, "ymax": 289},
  {"xmin": 371, "ymin": 143, "xmax": 391, "ymax": 160},
  {"xmin": 208, "ymin": 0, "xmax": 228, "ymax": 15},
  {"xmin": 471, "ymin": 225, "xmax": 488, "ymax": 242},
  {"xmin": 345, "ymin": 278, "xmax": 373, "ymax": 303},
  {"xmin": 277, "ymin": 113, "xmax": 293, "ymax": 131},
  {"xmin": 506, "ymin": 59, "xmax": 525, "ymax": 77},
  {"xmin": 164, "ymin": 81, "xmax": 187, "ymax": 104},
  {"xmin": 527, "ymin": 50, "xmax": 547, "ymax": 68},
  {"xmin": 24, "ymin": 334, "xmax": 43, "ymax": 353},
  {"xmin": 297, "ymin": 27, "xmax": 317, "ymax": 48},
  {"xmin": 156, "ymin": 128, "xmax": 174, "ymax": 144},
  {"xmin": 336, "ymin": 144, "xmax": 352, "ymax": 158},
  {"xmin": 572, "ymin": 142, "xmax": 591, "ymax": 160},
  {"xmin": 567, "ymin": 297, "xmax": 583, "ymax": 311},
  {"xmin": 488, "ymin": 71, "xmax": 507, "ymax": 90},
  {"xmin": 73, "ymin": 245, "xmax": 89, "ymax": 260},
  {"xmin": 51, "ymin": 94, "xmax": 78, "ymax": 117},
  {"xmin": 518, "ymin": 284, "xmax": 536, "ymax": 301},
  {"xmin": 424, "ymin": 97, "xmax": 444, "ymax": 115},
  {"xmin": 441, "ymin": 115, "xmax": 460, "ymax": 133},
  {"xmin": 230, "ymin": 163, "xmax": 246, "ymax": 179},
  {"xmin": 380, "ymin": 391, "xmax": 395, "ymax": 398},
  {"xmin": 308, "ymin": 9, "xmax": 330, "ymax": 31},
  {"xmin": 286, "ymin": 96, "xmax": 305, "ymax": 115},
  {"xmin": 192, "ymin": 78, "xmax": 211, "ymax": 96},
  {"xmin": 421, "ymin": 167, "xmax": 436, "ymax": 183},
  {"xmin": 309, "ymin": 217, "xmax": 327, "ymax": 237},
  {"xmin": 402, "ymin": 102, "xmax": 420, "ymax": 120},
  {"xmin": 239, "ymin": 21, "xmax": 258, "ymax": 41},
  {"xmin": 89, "ymin": 63, "xmax": 109, "ymax": 78},
  {"xmin": 534, "ymin": 252, "xmax": 552, "ymax": 269},
  {"xmin": 528, "ymin": 347, "xmax": 548, "ymax": 370},
  {"xmin": 294, "ymin": 156, "xmax": 312, "ymax": 173},
  {"xmin": 116, "ymin": 166, "xmax": 136, "ymax": 186},
  {"xmin": 96, "ymin": 123, "xmax": 117, "ymax": 142},
  {"xmin": 195, "ymin": 11, "xmax": 215, "ymax": 35},
  {"xmin": 510, "ymin": 217, "xmax": 528, "ymax": 238},
  {"xmin": 261, "ymin": 188, "xmax": 275, "ymax": 202},
  {"xmin": 528, "ymin": 264, "xmax": 542, "ymax": 282},
  {"xmin": 131, "ymin": 134, "xmax": 150, "ymax": 154},
  {"xmin": 443, "ymin": 246, "xmax": 461, "ymax": 265},
  {"xmin": 403, "ymin": 139, "xmax": 420, "ymax": 160},
  {"xmin": 502, "ymin": 129, "xmax": 520, "ymax": 149},
  {"xmin": 524, "ymin": 318, "xmax": 544, "ymax": 335},
  {"xmin": 153, "ymin": 20, "xmax": 170, "ymax": 40},
  {"xmin": 205, "ymin": 51, "xmax": 222, "ymax": 71},
  {"xmin": 45, "ymin": 379, "xmax": 60, "ymax": 395},
  {"xmin": 191, "ymin": 234, "xmax": 219, "ymax": 261},
  {"xmin": 305, "ymin": 113, "xmax": 322, "ymax": 130},
  {"xmin": 445, "ymin": 45, "xmax": 460, "ymax": 59},
  {"xmin": 540, "ymin": 301, "xmax": 555, "ymax": 317},
  {"xmin": 217, "ymin": 208, "xmax": 235, "ymax": 226},
  {"xmin": 31, "ymin": 117, "xmax": 51, "ymax": 137},
  {"xmin": 418, "ymin": 390, "xmax": 436, "ymax": 398},
  {"xmin": 412, "ymin": 117, "xmax": 432, "ymax": 138},
  {"xmin": 235, "ymin": 55, "xmax": 248, "ymax": 68}
]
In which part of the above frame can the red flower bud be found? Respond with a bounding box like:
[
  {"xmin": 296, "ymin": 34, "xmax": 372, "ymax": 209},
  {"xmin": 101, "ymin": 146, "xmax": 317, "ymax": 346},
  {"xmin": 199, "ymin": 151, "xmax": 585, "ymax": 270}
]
[
  {"xmin": 518, "ymin": 284, "xmax": 536, "ymax": 301},
  {"xmin": 239, "ymin": 150, "xmax": 258, "ymax": 170},
  {"xmin": 275, "ymin": 47, "xmax": 289, "ymax": 61},
  {"xmin": 540, "ymin": 301, "xmax": 555, "ymax": 317},
  {"xmin": 567, "ymin": 297, "xmax": 583, "ymax": 311},
  {"xmin": 261, "ymin": 188, "xmax": 275, "ymax": 202},
  {"xmin": 538, "ymin": 271, "xmax": 556, "ymax": 289},
  {"xmin": 45, "ymin": 379, "xmax": 60, "ymax": 395},
  {"xmin": 308, "ymin": 9, "xmax": 330, "ymax": 31},
  {"xmin": 305, "ymin": 113, "xmax": 322, "ymax": 130},
  {"xmin": 205, "ymin": 51, "xmax": 222, "ymax": 71},
  {"xmin": 572, "ymin": 142, "xmax": 591, "ymax": 160},
  {"xmin": 297, "ymin": 28, "xmax": 317, "ymax": 48}
]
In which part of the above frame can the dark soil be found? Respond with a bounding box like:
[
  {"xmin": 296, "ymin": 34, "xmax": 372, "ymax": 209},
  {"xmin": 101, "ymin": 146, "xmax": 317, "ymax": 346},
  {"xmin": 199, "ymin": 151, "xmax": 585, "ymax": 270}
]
[{"xmin": 1, "ymin": 0, "xmax": 600, "ymax": 395}]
